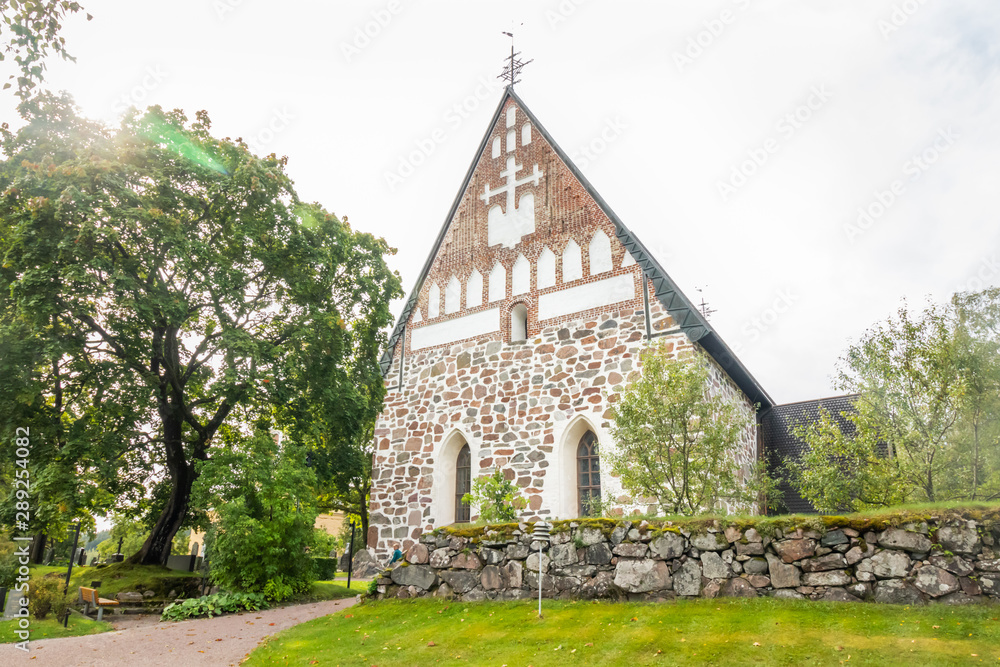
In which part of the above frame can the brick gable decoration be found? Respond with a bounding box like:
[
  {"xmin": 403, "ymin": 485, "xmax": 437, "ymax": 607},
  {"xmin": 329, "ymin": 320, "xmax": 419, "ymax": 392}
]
[{"xmin": 369, "ymin": 86, "xmax": 775, "ymax": 558}]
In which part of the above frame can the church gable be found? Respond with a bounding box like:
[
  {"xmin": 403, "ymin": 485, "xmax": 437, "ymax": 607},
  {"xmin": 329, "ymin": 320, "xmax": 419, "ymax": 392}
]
[
  {"xmin": 405, "ymin": 93, "xmax": 644, "ymax": 355},
  {"xmin": 379, "ymin": 86, "xmax": 772, "ymax": 409}
]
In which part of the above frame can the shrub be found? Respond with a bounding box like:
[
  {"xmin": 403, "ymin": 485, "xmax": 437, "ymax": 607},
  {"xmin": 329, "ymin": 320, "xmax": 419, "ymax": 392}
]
[
  {"xmin": 0, "ymin": 552, "xmax": 19, "ymax": 589},
  {"xmin": 161, "ymin": 592, "xmax": 269, "ymax": 621},
  {"xmin": 28, "ymin": 576, "xmax": 69, "ymax": 620},
  {"xmin": 197, "ymin": 433, "xmax": 318, "ymax": 602},
  {"xmin": 312, "ymin": 557, "xmax": 337, "ymax": 581},
  {"xmin": 462, "ymin": 469, "xmax": 527, "ymax": 523}
]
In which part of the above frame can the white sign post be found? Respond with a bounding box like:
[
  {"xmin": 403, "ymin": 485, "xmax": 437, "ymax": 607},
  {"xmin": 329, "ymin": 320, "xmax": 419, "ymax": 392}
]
[{"xmin": 532, "ymin": 521, "xmax": 551, "ymax": 618}]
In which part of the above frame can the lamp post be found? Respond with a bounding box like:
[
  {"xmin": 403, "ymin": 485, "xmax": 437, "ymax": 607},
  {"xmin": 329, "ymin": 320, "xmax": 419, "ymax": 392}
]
[
  {"xmin": 532, "ymin": 521, "xmax": 551, "ymax": 618},
  {"xmin": 62, "ymin": 521, "xmax": 82, "ymax": 627},
  {"xmin": 346, "ymin": 519, "xmax": 356, "ymax": 589}
]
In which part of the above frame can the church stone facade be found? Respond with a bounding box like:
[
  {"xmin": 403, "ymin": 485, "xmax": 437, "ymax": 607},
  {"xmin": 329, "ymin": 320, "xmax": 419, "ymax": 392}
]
[{"xmin": 369, "ymin": 87, "xmax": 774, "ymax": 556}]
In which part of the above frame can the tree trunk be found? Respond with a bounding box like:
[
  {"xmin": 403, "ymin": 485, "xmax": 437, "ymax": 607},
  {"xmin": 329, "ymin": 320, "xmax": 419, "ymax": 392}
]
[
  {"xmin": 130, "ymin": 408, "xmax": 197, "ymax": 566},
  {"xmin": 29, "ymin": 532, "xmax": 46, "ymax": 564}
]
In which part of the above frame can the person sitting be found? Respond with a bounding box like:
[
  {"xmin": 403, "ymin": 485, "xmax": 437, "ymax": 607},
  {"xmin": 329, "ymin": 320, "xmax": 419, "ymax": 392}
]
[{"xmin": 388, "ymin": 543, "xmax": 403, "ymax": 566}]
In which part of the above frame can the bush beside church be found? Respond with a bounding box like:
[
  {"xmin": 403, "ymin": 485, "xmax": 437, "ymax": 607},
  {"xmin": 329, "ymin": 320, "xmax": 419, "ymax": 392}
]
[{"xmin": 374, "ymin": 507, "xmax": 1000, "ymax": 605}]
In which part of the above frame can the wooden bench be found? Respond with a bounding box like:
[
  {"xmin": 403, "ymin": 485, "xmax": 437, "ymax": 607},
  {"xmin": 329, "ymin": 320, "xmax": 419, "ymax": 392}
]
[{"xmin": 79, "ymin": 586, "xmax": 119, "ymax": 621}]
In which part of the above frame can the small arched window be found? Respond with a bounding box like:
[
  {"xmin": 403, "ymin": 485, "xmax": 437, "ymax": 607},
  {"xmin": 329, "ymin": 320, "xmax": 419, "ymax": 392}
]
[
  {"xmin": 455, "ymin": 444, "xmax": 471, "ymax": 523},
  {"xmin": 510, "ymin": 304, "xmax": 528, "ymax": 342},
  {"xmin": 577, "ymin": 431, "xmax": 601, "ymax": 516}
]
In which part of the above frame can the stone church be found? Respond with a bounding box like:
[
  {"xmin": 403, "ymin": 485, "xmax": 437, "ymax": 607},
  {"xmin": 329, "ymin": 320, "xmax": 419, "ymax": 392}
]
[{"xmin": 369, "ymin": 86, "xmax": 821, "ymax": 556}]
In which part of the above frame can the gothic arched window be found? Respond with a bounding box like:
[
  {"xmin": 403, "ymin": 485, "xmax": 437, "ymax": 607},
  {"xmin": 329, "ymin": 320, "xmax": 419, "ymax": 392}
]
[
  {"xmin": 455, "ymin": 444, "xmax": 471, "ymax": 523},
  {"xmin": 577, "ymin": 431, "xmax": 601, "ymax": 516}
]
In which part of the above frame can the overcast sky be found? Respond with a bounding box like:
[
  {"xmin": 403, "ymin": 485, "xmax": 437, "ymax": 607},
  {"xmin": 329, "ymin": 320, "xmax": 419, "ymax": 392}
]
[{"xmin": 13, "ymin": 0, "xmax": 1000, "ymax": 405}]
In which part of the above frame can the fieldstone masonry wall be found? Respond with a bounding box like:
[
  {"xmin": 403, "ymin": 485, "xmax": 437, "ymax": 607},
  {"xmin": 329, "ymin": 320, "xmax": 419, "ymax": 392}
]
[{"xmin": 375, "ymin": 511, "xmax": 1000, "ymax": 606}]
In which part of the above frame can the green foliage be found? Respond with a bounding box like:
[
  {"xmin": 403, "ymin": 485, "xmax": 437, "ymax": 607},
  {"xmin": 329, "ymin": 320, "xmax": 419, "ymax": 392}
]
[
  {"xmin": 312, "ymin": 557, "xmax": 337, "ymax": 580},
  {"xmin": 312, "ymin": 528, "xmax": 340, "ymax": 556},
  {"xmin": 787, "ymin": 408, "xmax": 908, "ymax": 513},
  {"xmin": 461, "ymin": 469, "xmax": 527, "ymax": 523},
  {"xmin": 160, "ymin": 591, "xmax": 268, "ymax": 621},
  {"xmin": 608, "ymin": 346, "xmax": 762, "ymax": 516},
  {"xmin": 0, "ymin": 532, "xmax": 17, "ymax": 588},
  {"xmin": 95, "ymin": 516, "xmax": 147, "ymax": 560},
  {"xmin": 197, "ymin": 433, "xmax": 318, "ymax": 602},
  {"xmin": 0, "ymin": 1, "xmax": 91, "ymax": 99},
  {"xmin": 27, "ymin": 575, "xmax": 69, "ymax": 620},
  {"xmin": 0, "ymin": 553, "xmax": 18, "ymax": 589},
  {"xmin": 365, "ymin": 579, "xmax": 378, "ymax": 597},
  {"xmin": 789, "ymin": 291, "xmax": 1000, "ymax": 510},
  {"xmin": 0, "ymin": 92, "xmax": 401, "ymax": 563}
]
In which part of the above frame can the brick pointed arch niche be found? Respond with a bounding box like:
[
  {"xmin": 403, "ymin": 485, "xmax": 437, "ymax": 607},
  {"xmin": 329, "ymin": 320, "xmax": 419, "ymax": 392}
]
[
  {"xmin": 430, "ymin": 428, "xmax": 478, "ymax": 526},
  {"xmin": 549, "ymin": 413, "xmax": 613, "ymax": 520},
  {"xmin": 500, "ymin": 297, "xmax": 535, "ymax": 343}
]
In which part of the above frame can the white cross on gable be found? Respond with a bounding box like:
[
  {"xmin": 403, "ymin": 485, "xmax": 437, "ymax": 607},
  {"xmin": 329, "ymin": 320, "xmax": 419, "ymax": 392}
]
[{"xmin": 481, "ymin": 156, "xmax": 542, "ymax": 248}]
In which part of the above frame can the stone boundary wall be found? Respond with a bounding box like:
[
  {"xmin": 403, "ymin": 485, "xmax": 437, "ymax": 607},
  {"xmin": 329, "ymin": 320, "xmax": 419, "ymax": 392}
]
[{"xmin": 375, "ymin": 510, "xmax": 1000, "ymax": 606}]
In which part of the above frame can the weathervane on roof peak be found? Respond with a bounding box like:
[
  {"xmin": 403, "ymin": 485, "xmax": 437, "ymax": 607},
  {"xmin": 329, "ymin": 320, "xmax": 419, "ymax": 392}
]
[{"xmin": 498, "ymin": 30, "xmax": 532, "ymax": 88}]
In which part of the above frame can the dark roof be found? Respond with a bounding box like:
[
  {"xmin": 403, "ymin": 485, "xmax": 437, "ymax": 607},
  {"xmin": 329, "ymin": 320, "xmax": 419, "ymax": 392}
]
[
  {"xmin": 760, "ymin": 394, "xmax": 860, "ymax": 514},
  {"xmin": 379, "ymin": 86, "xmax": 773, "ymax": 410}
]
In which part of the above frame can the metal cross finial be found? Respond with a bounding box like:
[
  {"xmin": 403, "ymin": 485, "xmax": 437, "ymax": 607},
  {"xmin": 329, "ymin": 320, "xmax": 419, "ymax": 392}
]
[
  {"xmin": 498, "ymin": 31, "xmax": 532, "ymax": 87},
  {"xmin": 696, "ymin": 286, "xmax": 717, "ymax": 320}
]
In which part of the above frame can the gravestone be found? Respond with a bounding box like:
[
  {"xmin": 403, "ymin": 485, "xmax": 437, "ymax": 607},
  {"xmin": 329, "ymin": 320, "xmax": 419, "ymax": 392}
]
[{"xmin": 2, "ymin": 590, "xmax": 27, "ymax": 622}]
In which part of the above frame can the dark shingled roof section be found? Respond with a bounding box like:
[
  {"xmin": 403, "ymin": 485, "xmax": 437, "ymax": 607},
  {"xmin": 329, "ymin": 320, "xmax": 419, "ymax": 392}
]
[
  {"xmin": 760, "ymin": 394, "xmax": 860, "ymax": 514},
  {"xmin": 379, "ymin": 86, "xmax": 773, "ymax": 410}
]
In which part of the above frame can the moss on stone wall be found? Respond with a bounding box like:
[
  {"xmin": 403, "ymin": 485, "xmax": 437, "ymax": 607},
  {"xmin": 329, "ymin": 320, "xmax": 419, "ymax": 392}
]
[{"xmin": 431, "ymin": 503, "xmax": 1000, "ymax": 543}]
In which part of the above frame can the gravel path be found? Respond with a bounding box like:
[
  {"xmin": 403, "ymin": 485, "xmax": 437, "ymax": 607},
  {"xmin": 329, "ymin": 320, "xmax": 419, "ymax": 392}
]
[{"xmin": 3, "ymin": 596, "xmax": 358, "ymax": 666}]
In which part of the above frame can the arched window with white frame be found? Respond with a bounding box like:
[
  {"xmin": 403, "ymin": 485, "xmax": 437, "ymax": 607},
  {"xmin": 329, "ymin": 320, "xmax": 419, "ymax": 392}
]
[
  {"xmin": 577, "ymin": 431, "xmax": 601, "ymax": 516},
  {"xmin": 455, "ymin": 444, "xmax": 471, "ymax": 523}
]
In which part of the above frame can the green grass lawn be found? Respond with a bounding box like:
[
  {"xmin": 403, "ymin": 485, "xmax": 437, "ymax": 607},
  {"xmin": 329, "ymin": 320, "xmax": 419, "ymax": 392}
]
[
  {"xmin": 31, "ymin": 562, "xmax": 202, "ymax": 599},
  {"xmin": 245, "ymin": 597, "xmax": 1000, "ymax": 666},
  {"xmin": 0, "ymin": 613, "xmax": 112, "ymax": 644},
  {"xmin": 296, "ymin": 580, "xmax": 368, "ymax": 602}
]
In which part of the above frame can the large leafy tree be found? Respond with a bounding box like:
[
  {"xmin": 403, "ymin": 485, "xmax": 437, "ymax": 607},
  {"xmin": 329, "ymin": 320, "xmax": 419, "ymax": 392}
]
[
  {"xmin": 0, "ymin": 93, "xmax": 401, "ymax": 565},
  {"xmin": 608, "ymin": 344, "xmax": 763, "ymax": 516},
  {"xmin": 789, "ymin": 292, "xmax": 1000, "ymax": 509},
  {"xmin": 837, "ymin": 300, "xmax": 964, "ymax": 502}
]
